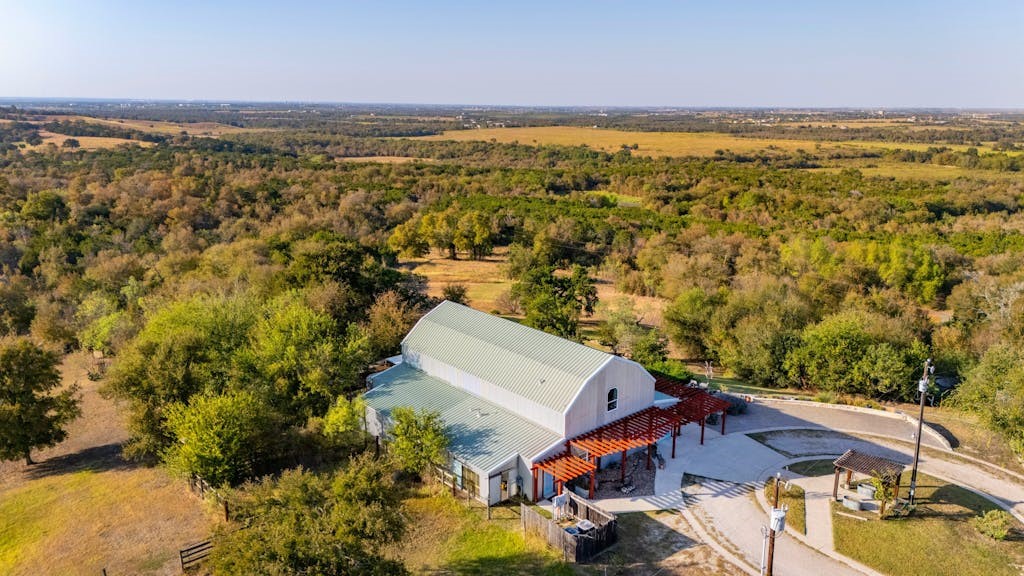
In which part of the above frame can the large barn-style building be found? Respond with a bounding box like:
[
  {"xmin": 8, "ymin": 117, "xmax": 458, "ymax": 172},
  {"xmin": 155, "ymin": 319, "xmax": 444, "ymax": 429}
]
[{"xmin": 364, "ymin": 301, "xmax": 729, "ymax": 505}]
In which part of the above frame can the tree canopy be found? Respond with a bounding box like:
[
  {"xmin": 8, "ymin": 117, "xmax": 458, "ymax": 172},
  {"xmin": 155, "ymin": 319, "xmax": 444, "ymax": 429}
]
[{"xmin": 0, "ymin": 338, "xmax": 80, "ymax": 464}]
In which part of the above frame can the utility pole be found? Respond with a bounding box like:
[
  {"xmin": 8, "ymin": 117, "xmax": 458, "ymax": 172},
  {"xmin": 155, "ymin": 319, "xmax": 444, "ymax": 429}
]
[
  {"xmin": 908, "ymin": 358, "xmax": 934, "ymax": 505},
  {"xmin": 765, "ymin": 472, "xmax": 786, "ymax": 576}
]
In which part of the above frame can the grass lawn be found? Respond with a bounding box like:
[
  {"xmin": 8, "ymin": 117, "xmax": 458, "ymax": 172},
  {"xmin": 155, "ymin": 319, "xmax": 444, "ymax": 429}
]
[
  {"xmin": 785, "ymin": 459, "xmax": 836, "ymax": 478},
  {"xmin": 832, "ymin": 473, "xmax": 1024, "ymax": 576},
  {"xmin": 763, "ymin": 478, "xmax": 807, "ymax": 535},
  {"xmin": 0, "ymin": 466, "xmax": 212, "ymax": 575},
  {"xmin": 0, "ymin": 353, "xmax": 211, "ymax": 576},
  {"xmin": 391, "ymin": 484, "xmax": 571, "ymax": 575}
]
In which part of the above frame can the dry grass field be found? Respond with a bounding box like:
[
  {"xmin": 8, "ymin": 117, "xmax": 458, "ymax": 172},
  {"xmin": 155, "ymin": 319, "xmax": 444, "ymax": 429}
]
[
  {"xmin": 399, "ymin": 248, "xmax": 667, "ymax": 327},
  {"xmin": 338, "ymin": 155, "xmax": 432, "ymax": 164},
  {"xmin": 418, "ymin": 126, "xmax": 1013, "ymax": 158},
  {"xmin": 400, "ymin": 249, "xmax": 513, "ymax": 312},
  {"xmin": 0, "ymin": 353, "xmax": 212, "ymax": 576},
  {"xmin": 811, "ymin": 161, "xmax": 1024, "ymax": 182},
  {"xmin": 420, "ymin": 126, "xmax": 821, "ymax": 157},
  {"xmin": 47, "ymin": 115, "xmax": 251, "ymax": 137},
  {"xmin": 28, "ymin": 131, "xmax": 155, "ymax": 150}
]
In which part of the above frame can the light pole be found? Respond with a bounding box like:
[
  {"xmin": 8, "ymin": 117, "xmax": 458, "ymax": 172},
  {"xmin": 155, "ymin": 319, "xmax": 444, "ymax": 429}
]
[
  {"xmin": 908, "ymin": 358, "xmax": 934, "ymax": 505},
  {"xmin": 763, "ymin": 472, "xmax": 788, "ymax": 576}
]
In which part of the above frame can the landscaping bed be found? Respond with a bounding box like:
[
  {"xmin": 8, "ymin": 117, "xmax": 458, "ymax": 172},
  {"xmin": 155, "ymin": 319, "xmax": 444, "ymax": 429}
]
[{"xmin": 763, "ymin": 477, "xmax": 807, "ymax": 535}]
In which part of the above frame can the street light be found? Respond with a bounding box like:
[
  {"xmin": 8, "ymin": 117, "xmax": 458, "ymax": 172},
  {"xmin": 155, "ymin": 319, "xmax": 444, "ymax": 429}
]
[
  {"xmin": 762, "ymin": 472, "xmax": 788, "ymax": 576},
  {"xmin": 908, "ymin": 358, "xmax": 934, "ymax": 505}
]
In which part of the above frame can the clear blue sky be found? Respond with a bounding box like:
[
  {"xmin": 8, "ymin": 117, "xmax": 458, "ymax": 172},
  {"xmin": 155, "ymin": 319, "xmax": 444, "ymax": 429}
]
[{"xmin": 1, "ymin": 0, "xmax": 1021, "ymax": 107}]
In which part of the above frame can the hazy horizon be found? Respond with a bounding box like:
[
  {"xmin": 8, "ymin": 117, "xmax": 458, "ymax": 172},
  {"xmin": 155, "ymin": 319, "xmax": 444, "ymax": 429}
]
[{"xmin": 2, "ymin": 0, "xmax": 1022, "ymax": 108}]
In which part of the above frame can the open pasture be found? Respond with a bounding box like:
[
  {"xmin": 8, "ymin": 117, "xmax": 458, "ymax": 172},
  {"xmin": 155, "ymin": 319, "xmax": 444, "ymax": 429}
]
[
  {"xmin": 46, "ymin": 114, "xmax": 251, "ymax": 137},
  {"xmin": 419, "ymin": 126, "xmax": 1011, "ymax": 158},
  {"xmin": 29, "ymin": 131, "xmax": 154, "ymax": 150},
  {"xmin": 0, "ymin": 353, "xmax": 212, "ymax": 576}
]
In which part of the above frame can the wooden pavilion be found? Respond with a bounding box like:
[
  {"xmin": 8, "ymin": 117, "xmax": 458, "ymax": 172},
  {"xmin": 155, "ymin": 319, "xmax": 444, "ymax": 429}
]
[{"xmin": 832, "ymin": 449, "xmax": 905, "ymax": 514}]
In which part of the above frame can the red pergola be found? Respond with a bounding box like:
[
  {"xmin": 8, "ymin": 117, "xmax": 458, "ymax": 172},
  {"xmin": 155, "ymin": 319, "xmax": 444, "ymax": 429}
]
[
  {"xmin": 532, "ymin": 452, "xmax": 597, "ymax": 501},
  {"xmin": 528, "ymin": 374, "xmax": 735, "ymax": 502},
  {"xmin": 532, "ymin": 406, "xmax": 682, "ymax": 501},
  {"xmin": 654, "ymin": 373, "xmax": 732, "ymax": 444}
]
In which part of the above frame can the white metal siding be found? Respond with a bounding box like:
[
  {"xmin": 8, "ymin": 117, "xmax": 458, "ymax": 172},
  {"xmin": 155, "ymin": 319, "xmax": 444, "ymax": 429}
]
[
  {"xmin": 406, "ymin": 347, "xmax": 565, "ymax": 436},
  {"xmin": 563, "ymin": 356, "xmax": 655, "ymax": 439}
]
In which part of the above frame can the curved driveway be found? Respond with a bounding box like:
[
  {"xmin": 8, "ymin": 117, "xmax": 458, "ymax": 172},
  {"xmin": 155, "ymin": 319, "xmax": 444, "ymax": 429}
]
[{"xmin": 594, "ymin": 399, "xmax": 1024, "ymax": 576}]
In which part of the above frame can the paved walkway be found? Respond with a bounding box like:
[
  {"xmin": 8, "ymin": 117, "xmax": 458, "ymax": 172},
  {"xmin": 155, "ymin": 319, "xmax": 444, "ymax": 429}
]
[
  {"xmin": 590, "ymin": 399, "xmax": 1024, "ymax": 576},
  {"xmin": 793, "ymin": 475, "xmax": 836, "ymax": 552},
  {"xmin": 689, "ymin": 477, "xmax": 863, "ymax": 576}
]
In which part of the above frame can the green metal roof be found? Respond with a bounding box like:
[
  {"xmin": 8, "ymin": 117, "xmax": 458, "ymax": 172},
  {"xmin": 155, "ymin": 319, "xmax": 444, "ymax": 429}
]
[
  {"xmin": 365, "ymin": 363, "xmax": 561, "ymax": 474},
  {"xmin": 403, "ymin": 301, "xmax": 613, "ymax": 413}
]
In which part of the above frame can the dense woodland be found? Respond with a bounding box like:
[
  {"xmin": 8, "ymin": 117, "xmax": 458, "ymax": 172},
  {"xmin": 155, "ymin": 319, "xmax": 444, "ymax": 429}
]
[{"xmin": 1, "ymin": 104, "xmax": 1024, "ymax": 572}]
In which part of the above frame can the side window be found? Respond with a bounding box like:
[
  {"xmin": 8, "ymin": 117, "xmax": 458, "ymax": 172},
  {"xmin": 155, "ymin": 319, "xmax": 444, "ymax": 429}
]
[{"xmin": 607, "ymin": 388, "xmax": 618, "ymax": 412}]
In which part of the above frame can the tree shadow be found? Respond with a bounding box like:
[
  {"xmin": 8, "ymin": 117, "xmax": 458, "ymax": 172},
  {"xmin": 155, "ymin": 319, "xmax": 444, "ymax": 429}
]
[
  {"xmin": 441, "ymin": 552, "xmax": 572, "ymax": 576},
  {"xmin": 25, "ymin": 443, "xmax": 143, "ymax": 480}
]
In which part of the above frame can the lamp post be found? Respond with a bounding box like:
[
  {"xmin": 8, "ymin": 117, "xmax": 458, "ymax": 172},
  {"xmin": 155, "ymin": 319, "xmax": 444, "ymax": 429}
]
[
  {"xmin": 908, "ymin": 358, "xmax": 934, "ymax": 505},
  {"xmin": 763, "ymin": 472, "xmax": 788, "ymax": 576}
]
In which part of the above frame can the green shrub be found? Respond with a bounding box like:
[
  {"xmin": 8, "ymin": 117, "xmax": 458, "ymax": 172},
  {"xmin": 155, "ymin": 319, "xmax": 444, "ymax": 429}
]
[
  {"xmin": 813, "ymin": 390, "xmax": 839, "ymax": 404},
  {"xmin": 721, "ymin": 393, "xmax": 749, "ymax": 415},
  {"xmin": 972, "ymin": 510, "xmax": 1013, "ymax": 540}
]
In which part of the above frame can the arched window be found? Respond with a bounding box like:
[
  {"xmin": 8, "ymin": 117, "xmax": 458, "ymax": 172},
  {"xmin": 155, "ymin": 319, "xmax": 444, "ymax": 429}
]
[{"xmin": 607, "ymin": 388, "xmax": 618, "ymax": 412}]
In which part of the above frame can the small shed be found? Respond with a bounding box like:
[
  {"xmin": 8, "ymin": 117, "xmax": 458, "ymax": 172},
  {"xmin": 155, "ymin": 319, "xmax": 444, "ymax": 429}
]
[{"xmin": 832, "ymin": 450, "xmax": 905, "ymax": 513}]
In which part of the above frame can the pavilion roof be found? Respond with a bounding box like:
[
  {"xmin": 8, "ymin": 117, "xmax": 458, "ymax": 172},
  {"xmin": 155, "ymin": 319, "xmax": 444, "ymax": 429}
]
[{"xmin": 833, "ymin": 449, "xmax": 905, "ymax": 479}]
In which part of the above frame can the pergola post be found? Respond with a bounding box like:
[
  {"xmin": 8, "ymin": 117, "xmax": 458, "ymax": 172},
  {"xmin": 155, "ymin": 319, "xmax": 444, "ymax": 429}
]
[
  {"xmin": 589, "ymin": 457, "xmax": 596, "ymax": 499},
  {"xmin": 621, "ymin": 450, "xmax": 626, "ymax": 481},
  {"xmin": 700, "ymin": 418, "xmax": 706, "ymax": 445},
  {"xmin": 845, "ymin": 469, "xmax": 853, "ymax": 489},
  {"xmin": 646, "ymin": 444, "xmax": 652, "ymax": 470},
  {"xmin": 671, "ymin": 430, "xmax": 677, "ymax": 459},
  {"xmin": 833, "ymin": 467, "xmax": 841, "ymax": 500},
  {"xmin": 533, "ymin": 468, "xmax": 539, "ymax": 502},
  {"xmin": 720, "ymin": 412, "xmax": 727, "ymax": 435}
]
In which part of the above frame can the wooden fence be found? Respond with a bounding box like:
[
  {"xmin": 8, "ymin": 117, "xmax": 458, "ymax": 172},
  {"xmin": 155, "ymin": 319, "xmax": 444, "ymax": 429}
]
[
  {"xmin": 181, "ymin": 474, "xmax": 227, "ymax": 571},
  {"xmin": 520, "ymin": 492, "xmax": 617, "ymax": 563},
  {"xmin": 179, "ymin": 539, "xmax": 213, "ymax": 571},
  {"xmin": 188, "ymin": 474, "xmax": 231, "ymax": 521}
]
